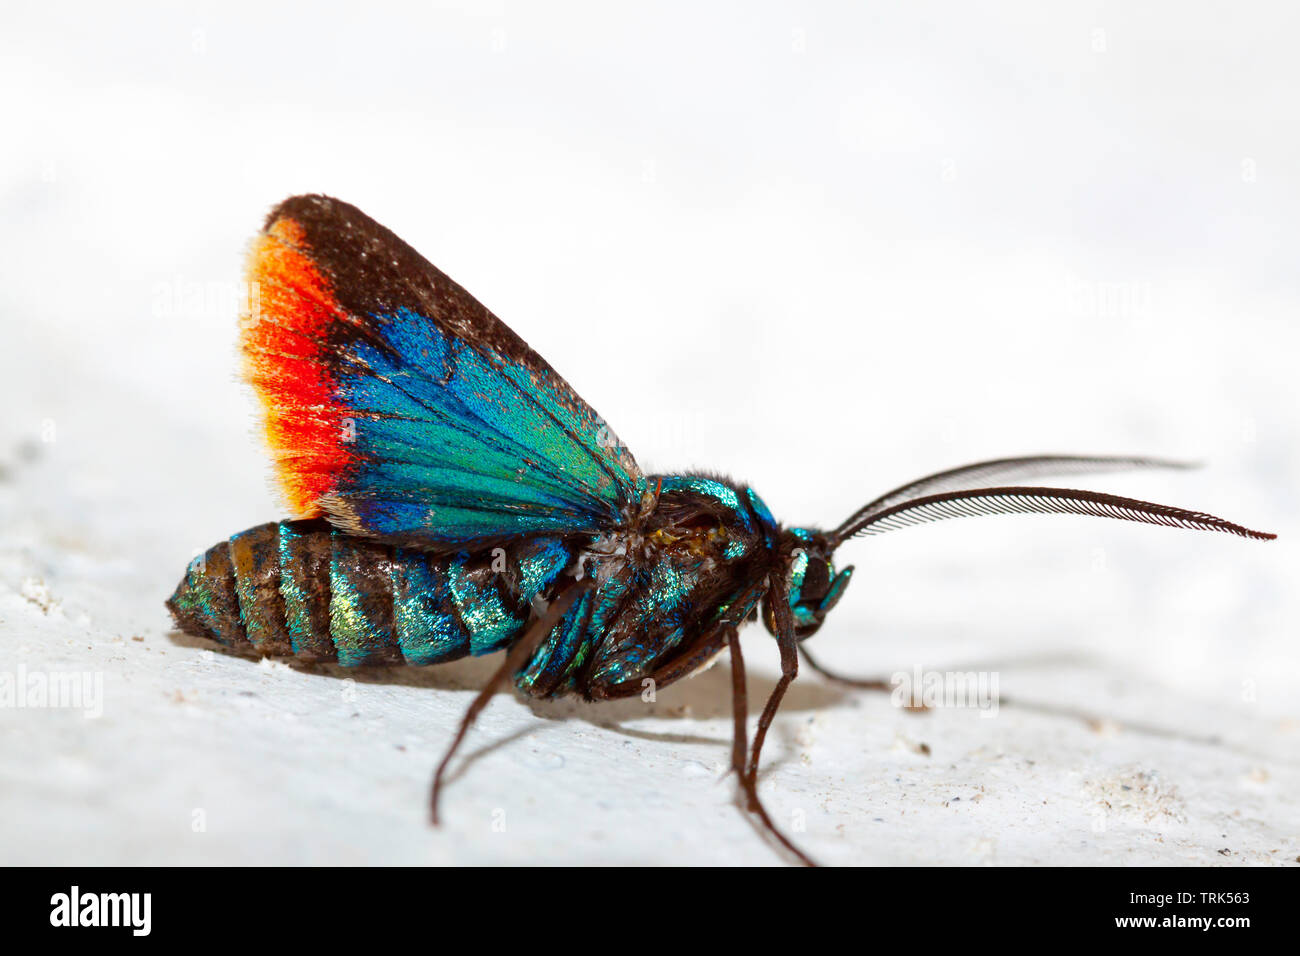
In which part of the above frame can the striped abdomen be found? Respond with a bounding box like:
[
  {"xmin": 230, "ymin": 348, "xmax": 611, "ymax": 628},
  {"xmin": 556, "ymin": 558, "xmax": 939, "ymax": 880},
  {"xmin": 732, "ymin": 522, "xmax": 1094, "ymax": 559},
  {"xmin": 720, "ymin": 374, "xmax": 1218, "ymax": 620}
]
[{"xmin": 167, "ymin": 519, "xmax": 574, "ymax": 670}]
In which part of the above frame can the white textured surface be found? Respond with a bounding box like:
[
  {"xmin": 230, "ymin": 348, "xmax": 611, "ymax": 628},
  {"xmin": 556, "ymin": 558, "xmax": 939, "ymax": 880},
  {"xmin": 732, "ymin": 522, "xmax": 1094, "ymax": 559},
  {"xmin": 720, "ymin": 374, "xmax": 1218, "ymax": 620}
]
[{"xmin": 1, "ymin": 1, "xmax": 1297, "ymax": 865}]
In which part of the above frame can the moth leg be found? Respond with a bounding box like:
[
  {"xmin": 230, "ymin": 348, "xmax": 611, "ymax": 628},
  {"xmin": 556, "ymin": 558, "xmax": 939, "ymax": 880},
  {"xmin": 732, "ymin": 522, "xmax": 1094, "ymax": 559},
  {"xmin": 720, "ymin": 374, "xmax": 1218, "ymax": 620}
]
[
  {"xmin": 798, "ymin": 646, "xmax": 890, "ymax": 691},
  {"xmin": 728, "ymin": 611, "xmax": 817, "ymax": 867},
  {"xmin": 799, "ymin": 646, "xmax": 929, "ymax": 711},
  {"xmin": 803, "ymin": 648, "xmax": 1170, "ymax": 731},
  {"xmin": 430, "ymin": 578, "xmax": 591, "ymax": 825},
  {"xmin": 725, "ymin": 627, "xmax": 748, "ymax": 779},
  {"xmin": 744, "ymin": 574, "xmax": 801, "ymax": 797}
]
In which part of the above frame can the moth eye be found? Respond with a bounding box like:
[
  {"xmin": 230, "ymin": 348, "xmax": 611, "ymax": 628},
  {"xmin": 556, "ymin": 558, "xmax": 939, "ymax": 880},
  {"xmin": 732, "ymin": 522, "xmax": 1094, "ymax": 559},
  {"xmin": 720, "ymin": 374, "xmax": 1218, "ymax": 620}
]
[{"xmin": 798, "ymin": 559, "xmax": 831, "ymax": 604}]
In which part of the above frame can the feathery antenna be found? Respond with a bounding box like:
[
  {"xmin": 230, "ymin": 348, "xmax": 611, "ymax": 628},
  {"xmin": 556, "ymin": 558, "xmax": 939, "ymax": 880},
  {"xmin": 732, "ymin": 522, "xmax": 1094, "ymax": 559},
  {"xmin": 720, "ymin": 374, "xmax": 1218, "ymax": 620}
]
[
  {"xmin": 838, "ymin": 485, "xmax": 1275, "ymax": 541},
  {"xmin": 833, "ymin": 454, "xmax": 1194, "ymax": 540}
]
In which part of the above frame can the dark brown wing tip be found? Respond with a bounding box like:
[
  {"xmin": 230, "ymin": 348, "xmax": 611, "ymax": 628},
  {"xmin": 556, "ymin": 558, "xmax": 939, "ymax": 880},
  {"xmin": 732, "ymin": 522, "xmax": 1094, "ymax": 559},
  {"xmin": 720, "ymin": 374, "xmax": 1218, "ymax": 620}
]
[{"xmin": 262, "ymin": 193, "xmax": 350, "ymax": 232}]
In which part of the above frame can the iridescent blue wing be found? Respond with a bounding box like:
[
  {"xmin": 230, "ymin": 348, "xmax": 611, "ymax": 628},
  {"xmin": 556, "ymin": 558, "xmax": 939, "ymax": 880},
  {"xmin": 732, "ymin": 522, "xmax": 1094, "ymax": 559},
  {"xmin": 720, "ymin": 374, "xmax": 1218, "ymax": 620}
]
[{"xmin": 241, "ymin": 194, "xmax": 646, "ymax": 551}]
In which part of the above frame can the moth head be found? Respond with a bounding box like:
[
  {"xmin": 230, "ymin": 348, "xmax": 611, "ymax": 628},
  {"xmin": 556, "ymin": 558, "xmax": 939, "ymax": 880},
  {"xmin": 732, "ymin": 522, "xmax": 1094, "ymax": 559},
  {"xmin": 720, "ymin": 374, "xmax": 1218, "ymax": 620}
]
[{"xmin": 762, "ymin": 529, "xmax": 854, "ymax": 640}]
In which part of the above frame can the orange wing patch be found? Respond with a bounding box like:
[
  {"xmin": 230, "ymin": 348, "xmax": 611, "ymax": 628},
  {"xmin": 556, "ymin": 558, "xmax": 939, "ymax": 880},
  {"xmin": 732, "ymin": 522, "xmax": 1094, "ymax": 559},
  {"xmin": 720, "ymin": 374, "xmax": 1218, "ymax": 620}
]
[{"xmin": 240, "ymin": 216, "xmax": 353, "ymax": 516}]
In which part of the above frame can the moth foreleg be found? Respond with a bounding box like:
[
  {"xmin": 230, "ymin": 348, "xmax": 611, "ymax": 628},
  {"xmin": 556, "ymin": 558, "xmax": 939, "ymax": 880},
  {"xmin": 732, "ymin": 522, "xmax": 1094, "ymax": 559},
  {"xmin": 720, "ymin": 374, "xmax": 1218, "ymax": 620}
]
[
  {"xmin": 798, "ymin": 645, "xmax": 893, "ymax": 692},
  {"xmin": 745, "ymin": 573, "xmax": 801, "ymax": 796},
  {"xmin": 727, "ymin": 617, "xmax": 816, "ymax": 868},
  {"xmin": 800, "ymin": 646, "xmax": 930, "ymax": 712}
]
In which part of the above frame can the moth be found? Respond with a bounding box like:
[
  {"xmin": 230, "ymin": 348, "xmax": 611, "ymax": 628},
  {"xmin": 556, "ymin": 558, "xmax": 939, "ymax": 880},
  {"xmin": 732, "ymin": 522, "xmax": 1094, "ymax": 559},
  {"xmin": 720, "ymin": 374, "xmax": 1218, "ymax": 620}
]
[{"xmin": 167, "ymin": 194, "xmax": 1275, "ymax": 865}]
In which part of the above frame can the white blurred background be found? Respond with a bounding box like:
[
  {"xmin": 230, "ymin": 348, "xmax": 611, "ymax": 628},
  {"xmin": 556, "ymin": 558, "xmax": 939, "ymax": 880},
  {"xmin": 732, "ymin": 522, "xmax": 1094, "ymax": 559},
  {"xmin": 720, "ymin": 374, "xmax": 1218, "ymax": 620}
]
[{"xmin": 1, "ymin": 2, "xmax": 1296, "ymax": 864}]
